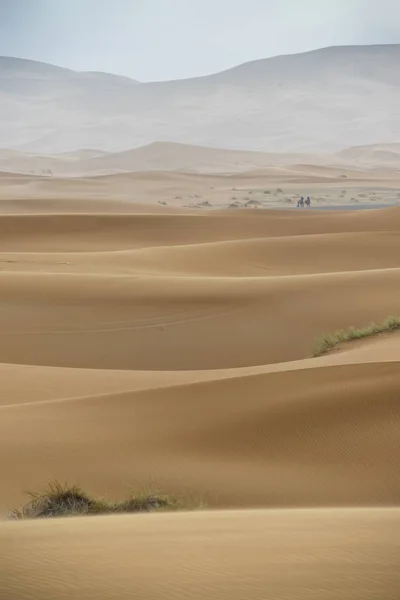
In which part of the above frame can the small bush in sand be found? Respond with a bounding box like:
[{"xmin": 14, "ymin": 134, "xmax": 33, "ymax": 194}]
[
  {"xmin": 312, "ymin": 316, "xmax": 400, "ymax": 357},
  {"xmin": 10, "ymin": 481, "xmax": 182, "ymax": 520}
]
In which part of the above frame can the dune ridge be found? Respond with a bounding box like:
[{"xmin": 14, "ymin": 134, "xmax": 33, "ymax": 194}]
[{"xmin": 2, "ymin": 140, "xmax": 400, "ymax": 177}]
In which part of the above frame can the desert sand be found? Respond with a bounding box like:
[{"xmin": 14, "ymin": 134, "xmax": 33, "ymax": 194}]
[
  {"xmin": 0, "ymin": 156, "xmax": 400, "ymax": 600},
  {"xmin": 1, "ymin": 141, "xmax": 400, "ymax": 215}
]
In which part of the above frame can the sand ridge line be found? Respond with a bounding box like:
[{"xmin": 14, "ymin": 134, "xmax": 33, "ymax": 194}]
[{"xmin": 1, "ymin": 352, "xmax": 400, "ymax": 411}]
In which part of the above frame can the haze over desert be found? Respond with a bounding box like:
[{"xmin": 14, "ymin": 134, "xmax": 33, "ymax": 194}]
[{"xmin": 1, "ymin": 2, "xmax": 400, "ymax": 598}]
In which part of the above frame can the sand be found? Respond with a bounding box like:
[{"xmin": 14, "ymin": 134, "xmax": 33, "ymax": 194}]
[
  {"xmin": 3, "ymin": 510, "xmax": 400, "ymax": 600},
  {"xmin": 1, "ymin": 141, "xmax": 400, "ymax": 214},
  {"xmin": 1, "ymin": 169, "xmax": 400, "ymax": 598}
]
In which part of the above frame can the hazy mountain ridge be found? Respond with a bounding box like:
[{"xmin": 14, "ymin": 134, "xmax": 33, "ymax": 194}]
[
  {"xmin": 0, "ymin": 56, "xmax": 140, "ymax": 83},
  {"xmin": 1, "ymin": 45, "xmax": 400, "ymax": 153}
]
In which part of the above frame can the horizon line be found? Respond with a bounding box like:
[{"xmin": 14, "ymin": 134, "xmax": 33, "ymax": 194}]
[{"xmin": 1, "ymin": 42, "xmax": 400, "ymax": 84}]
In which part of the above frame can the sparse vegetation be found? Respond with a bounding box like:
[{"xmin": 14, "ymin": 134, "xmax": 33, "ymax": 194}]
[
  {"xmin": 312, "ymin": 316, "xmax": 400, "ymax": 357},
  {"xmin": 9, "ymin": 481, "xmax": 189, "ymax": 520},
  {"xmin": 263, "ymin": 190, "xmax": 271, "ymax": 195},
  {"xmin": 276, "ymin": 188, "xmax": 283, "ymax": 194}
]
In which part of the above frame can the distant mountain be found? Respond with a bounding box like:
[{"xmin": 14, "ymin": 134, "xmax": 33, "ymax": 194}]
[
  {"xmin": 0, "ymin": 56, "xmax": 140, "ymax": 82},
  {"xmin": 1, "ymin": 45, "xmax": 400, "ymax": 154}
]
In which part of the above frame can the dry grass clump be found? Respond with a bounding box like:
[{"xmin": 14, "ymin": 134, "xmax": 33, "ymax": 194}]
[
  {"xmin": 10, "ymin": 481, "xmax": 184, "ymax": 520},
  {"xmin": 312, "ymin": 316, "xmax": 400, "ymax": 357}
]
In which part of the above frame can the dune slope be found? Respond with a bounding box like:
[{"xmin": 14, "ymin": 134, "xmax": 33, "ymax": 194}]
[{"xmin": 2, "ymin": 509, "xmax": 400, "ymax": 600}]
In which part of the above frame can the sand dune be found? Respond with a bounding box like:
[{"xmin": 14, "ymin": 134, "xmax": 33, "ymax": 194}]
[
  {"xmin": 1, "ymin": 230, "xmax": 400, "ymax": 277},
  {"xmin": 1, "ymin": 148, "xmax": 400, "ymax": 215},
  {"xmin": 1, "ymin": 359, "xmax": 400, "ymax": 511},
  {"xmin": 46, "ymin": 142, "xmax": 326, "ymax": 176},
  {"xmin": 337, "ymin": 142, "xmax": 400, "ymax": 164},
  {"xmin": 2, "ymin": 509, "xmax": 400, "ymax": 600},
  {"xmin": 1, "ymin": 141, "xmax": 400, "ymax": 179},
  {"xmin": 2, "ymin": 200, "xmax": 400, "ymax": 599},
  {"xmin": 0, "ymin": 207, "xmax": 400, "ymax": 250}
]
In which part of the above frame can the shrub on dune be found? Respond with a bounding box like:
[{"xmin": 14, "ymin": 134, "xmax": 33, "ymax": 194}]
[
  {"xmin": 312, "ymin": 316, "xmax": 400, "ymax": 357},
  {"xmin": 10, "ymin": 481, "xmax": 179, "ymax": 520}
]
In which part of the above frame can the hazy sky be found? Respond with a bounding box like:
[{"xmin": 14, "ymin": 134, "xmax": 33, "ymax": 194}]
[{"xmin": 1, "ymin": 0, "xmax": 399, "ymax": 81}]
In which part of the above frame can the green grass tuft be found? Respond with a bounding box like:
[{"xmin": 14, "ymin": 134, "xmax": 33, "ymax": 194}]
[
  {"xmin": 312, "ymin": 316, "xmax": 400, "ymax": 357},
  {"xmin": 9, "ymin": 481, "xmax": 193, "ymax": 520}
]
